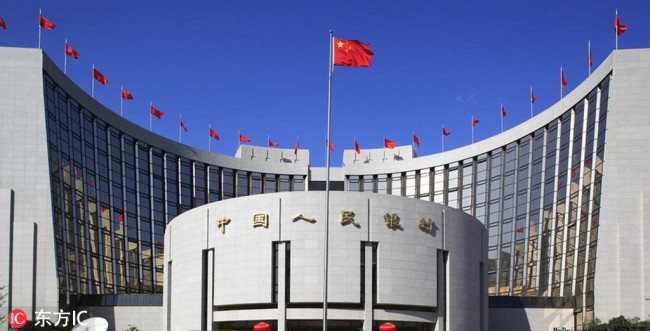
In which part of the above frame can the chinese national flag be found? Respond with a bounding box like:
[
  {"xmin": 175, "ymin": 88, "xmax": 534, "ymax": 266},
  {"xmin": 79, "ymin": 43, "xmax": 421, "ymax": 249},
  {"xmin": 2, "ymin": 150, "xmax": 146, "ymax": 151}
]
[
  {"xmin": 472, "ymin": 118, "xmax": 480, "ymax": 126},
  {"xmin": 384, "ymin": 138, "xmax": 395, "ymax": 149},
  {"xmin": 0, "ymin": 17, "xmax": 6, "ymax": 32},
  {"xmin": 561, "ymin": 68, "xmax": 567, "ymax": 89},
  {"xmin": 39, "ymin": 15, "xmax": 55, "ymax": 30},
  {"xmin": 268, "ymin": 138, "xmax": 278, "ymax": 147},
  {"xmin": 180, "ymin": 119, "xmax": 188, "ymax": 132},
  {"xmin": 334, "ymin": 38, "xmax": 373, "ymax": 67},
  {"xmin": 530, "ymin": 88, "xmax": 536, "ymax": 104},
  {"xmin": 615, "ymin": 12, "xmax": 627, "ymax": 35},
  {"xmin": 93, "ymin": 68, "xmax": 108, "ymax": 85},
  {"xmin": 239, "ymin": 133, "xmax": 250, "ymax": 143},
  {"xmin": 501, "ymin": 105, "xmax": 507, "ymax": 118},
  {"xmin": 327, "ymin": 139, "xmax": 335, "ymax": 151},
  {"xmin": 65, "ymin": 44, "xmax": 79, "ymax": 59},
  {"xmin": 413, "ymin": 133, "xmax": 420, "ymax": 147},
  {"xmin": 442, "ymin": 128, "xmax": 451, "ymax": 136},
  {"xmin": 209, "ymin": 128, "xmax": 220, "ymax": 140},
  {"xmin": 354, "ymin": 140, "xmax": 361, "ymax": 154},
  {"xmin": 150, "ymin": 105, "xmax": 163, "ymax": 119},
  {"xmin": 121, "ymin": 88, "xmax": 134, "ymax": 100},
  {"xmin": 294, "ymin": 138, "xmax": 299, "ymax": 155}
]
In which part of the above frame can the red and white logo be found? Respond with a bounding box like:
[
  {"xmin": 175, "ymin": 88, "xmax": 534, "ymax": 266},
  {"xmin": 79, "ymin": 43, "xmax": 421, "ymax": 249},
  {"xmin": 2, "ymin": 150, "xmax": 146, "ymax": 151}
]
[{"xmin": 9, "ymin": 309, "xmax": 27, "ymax": 328}]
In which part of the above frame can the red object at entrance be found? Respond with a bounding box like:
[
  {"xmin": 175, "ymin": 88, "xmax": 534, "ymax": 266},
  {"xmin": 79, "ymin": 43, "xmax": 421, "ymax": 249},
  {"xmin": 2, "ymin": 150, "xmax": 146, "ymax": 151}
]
[
  {"xmin": 379, "ymin": 322, "xmax": 396, "ymax": 331},
  {"xmin": 254, "ymin": 322, "xmax": 271, "ymax": 331}
]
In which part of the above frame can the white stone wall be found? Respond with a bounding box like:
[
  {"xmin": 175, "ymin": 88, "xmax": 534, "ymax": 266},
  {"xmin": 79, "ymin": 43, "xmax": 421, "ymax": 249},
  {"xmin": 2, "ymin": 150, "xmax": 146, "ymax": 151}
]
[
  {"xmin": 163, "ymin": 191, "xmax": 487, "ymax": 331},
  {"xmin": 0, "ymin": 47, "xmax": 59, "ymax": 325},
  {"xmin": 596, "ymin": 49, "xmax": 650, "ymax": 321}
]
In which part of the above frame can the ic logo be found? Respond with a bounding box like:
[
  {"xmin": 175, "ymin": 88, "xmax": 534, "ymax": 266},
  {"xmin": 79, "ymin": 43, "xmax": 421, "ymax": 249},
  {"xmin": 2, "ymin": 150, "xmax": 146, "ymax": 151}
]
[{"xmin": 9, "ymin": 309, "xmax": 27, "ymax": 328}]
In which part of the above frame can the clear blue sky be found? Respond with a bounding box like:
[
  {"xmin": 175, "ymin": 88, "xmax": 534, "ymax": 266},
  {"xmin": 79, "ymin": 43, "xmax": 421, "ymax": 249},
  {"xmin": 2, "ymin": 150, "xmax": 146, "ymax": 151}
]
[{"xmin": 2, "ymin": 1, "xmax": 649, "ymax": 166}]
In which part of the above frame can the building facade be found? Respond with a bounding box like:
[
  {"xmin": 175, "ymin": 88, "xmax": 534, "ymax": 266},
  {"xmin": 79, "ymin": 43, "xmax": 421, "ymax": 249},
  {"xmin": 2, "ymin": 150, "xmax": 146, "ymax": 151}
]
[
  {"xmin": 1, "ymin": 45, "xmax": 650, "ymax": 330},
  {"xmin": 163, "ymin": 192, "xmax": 487, "ymax": 331}
]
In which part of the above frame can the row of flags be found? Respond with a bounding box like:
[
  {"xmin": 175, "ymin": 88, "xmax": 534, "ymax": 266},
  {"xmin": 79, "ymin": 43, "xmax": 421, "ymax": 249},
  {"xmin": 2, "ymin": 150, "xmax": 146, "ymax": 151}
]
[{"xmin": 0, "ymin": 10, "xmax": 631, "ymax": 153}]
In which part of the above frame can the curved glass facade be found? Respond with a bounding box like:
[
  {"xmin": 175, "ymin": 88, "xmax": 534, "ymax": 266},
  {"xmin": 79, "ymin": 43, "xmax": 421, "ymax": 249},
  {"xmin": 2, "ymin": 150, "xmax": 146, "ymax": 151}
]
[
  {"xmin": 345, "ymin": 77, "xmax": 609, "ymax": 326},
  {"xmin": 44, "ymin": 73, "xmax": 306, "ymax": 296},
  {"xmin": 42, "ymin": 56, "xmax": 607, "ymax": 328}
]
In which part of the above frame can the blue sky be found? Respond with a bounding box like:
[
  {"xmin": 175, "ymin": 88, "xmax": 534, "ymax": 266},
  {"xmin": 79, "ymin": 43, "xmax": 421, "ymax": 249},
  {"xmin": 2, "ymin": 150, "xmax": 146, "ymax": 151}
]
[{"xmin": 2, "ymin": 1, "xmax": 649, "ymax": 166}]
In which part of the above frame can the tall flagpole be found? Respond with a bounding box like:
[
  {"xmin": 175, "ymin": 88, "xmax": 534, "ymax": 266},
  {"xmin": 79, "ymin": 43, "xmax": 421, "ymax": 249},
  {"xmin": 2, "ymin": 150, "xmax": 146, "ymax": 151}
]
[
  {"xmin": 120, "ymin": 85, "xmax": 124, "ymax": 117},
  {"xmin": 323, "ymin": 29, "xmax": 334, "ymax": 331},
  {"xmin": 209, "ymin": 125, "xmax": 212, "ymax": 152},
  {"xmin": 92, "ymin": 64, "xmax": 95, "ymax": 98},
  {"xmin": 38, "ymin": 8, "xmax": 42, "ymax": 49},
  {"xmin": 64, "ymin": 38, "xmax": 67, "ymax": 74}
]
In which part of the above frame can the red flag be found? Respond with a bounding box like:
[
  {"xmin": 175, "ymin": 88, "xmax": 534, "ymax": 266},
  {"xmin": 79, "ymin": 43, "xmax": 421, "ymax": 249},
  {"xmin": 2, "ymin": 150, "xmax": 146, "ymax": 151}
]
[
  {"xmin": 121, "ymin": 88, "xmax": 134, "ymax": 100},
  {"xmin": 294, "ymin": 138, "xmax": 299, "ymax": 155},
  {"xmin": 93, "ymin": 68, "xmax": 108, "ymax": 85},
  {"xmin": 384, "ymin": 138, "xmax": 395, "ymax": 149},
  {"xmin": 0, "ymin": 17, "xmax": 6, "ymax": 32},
  {"xmin": 615, "ymin": 12, "xmax": 627, "ymax": 35},
  {"xmin": 39, "ymin": 15, "xmax": 55, "ymax": 30},
  {"xmin": 516, "ymin": 227, "xmax": 525, "ymax": 234},
  {"xmin": 209, "ymin": 128, "xmax": 220, "ymax": 140},
  {"xmin": 587, "ymin": 43, "xmax": 593, "ymax": 66},
  {"xmin": 65, "ymin": 43, "xmax": 79, "ymax": 59},
  {"xmin": 561, "ymin": 68, "xmax": 567, "ymax": 89},
  {"xmin": 100, "ymin": 206, "xmax": 107, "ymax": 213},
  {"xmin": 472, "ymin": 118, "xmax": 480, "ymax": 127},
  {"xmin": 413, "ymin": 133, "xmax": 420, "ymax": 147},
  {"xmin": 268, "ymin": 138, "xmax": 278, "ymax": 147},
  {"xmin": 442, "ymin": 128, "xmax": 451, "ymax": 136},
  {"xmin": 326, "ymin": 139, "xmax": 335, "ymax": 151},
  {"xmin": 333, "ymin": 38, "xmax": 373, "ymax": 67},
  {"xmin": 180, "ymin": 119, "xmax": 188, "ymax": 132},
  {"xmin": 501, "ymin": 105, "xmax": 507, "ymax": 118},
  {"xmin": 117, "ymin": 214, "xmax": 124, "ymax": 222},
  {"xmin": 530, "ymin": 88, "xmax": 536, "ymax": 104},
  {"xmin": 354, "ymin": 139, "xmax": 361, "ymax": 154},
  {"xmin": 150, "ymin": 105, "xmax": 163, "ymax": 119},
  {"xmin": 239, "ymin": 133, "xmax": 250, "ymax": 143}
]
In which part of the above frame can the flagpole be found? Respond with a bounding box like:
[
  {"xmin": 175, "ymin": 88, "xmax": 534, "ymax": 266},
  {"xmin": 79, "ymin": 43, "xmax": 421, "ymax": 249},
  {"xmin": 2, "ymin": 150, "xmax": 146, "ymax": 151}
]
[
  {"xmin": 587, "ymin": 40, "xmax": 593, "ymax": 76},
  {"xmin": 120, "ymin": 85, "xmax": 124, "ymax": 117},
  {"xmin": 149, "ymin": 102, "xmax": 152, "ymax": 132},
  {"xmin": 92, "ymin": 64, "xmax": 95, "ymax": 98},
  {"xmin": 238, "ymin": 131, "xmax": 241, "ymax": 148},
  {"xmin": 530, "ymin": 86, "xmax": 533, "ymax": 118},
  {"xmin": 209, "ymin": 125, "xmax": 212, "ymax": 152},
  {"xmin": 560, "ymin": 66, "xmax": 564, "ymax": 100},
  {"xmin": 179, "ymin": 114, "xmax": 182, "ymax": 143},
  {"xmin": 500, "ymin": 103, "xmax": 504, "ymax": 133},
  {"xmin": 441, "ymin": 125, "xmax": 444, "ymax": 152},
  {"xmin": 64, "ymin": 38, "xmax": 67, "ymax": 75},
  {"xmin": 615, "ymin": 10, "xmax": 619, "ymax": 50},
  {"xmin": 354, "ymin": 138, "xmax": 357, "ymax": 163},
  {"xmin": 471, "ymin": 116, "xmax": 474, "ymax": 143},
  {"xmin": 323, "ymin": 29, "xmax": 334, "ymax": 331},
  {"xmin": 38, "ymin": 8, "xmax": 42, "ymax": 49}
]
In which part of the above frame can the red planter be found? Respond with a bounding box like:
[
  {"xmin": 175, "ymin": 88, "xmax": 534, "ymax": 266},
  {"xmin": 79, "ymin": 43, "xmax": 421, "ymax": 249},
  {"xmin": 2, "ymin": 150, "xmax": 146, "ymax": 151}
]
[
  {"xmin": 379, "ymin": 322, "xmax": 396, "ymax": 331},
  {"xmin": 254, "ymin": 322, "xmax": 271, "ymax": 331}
]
